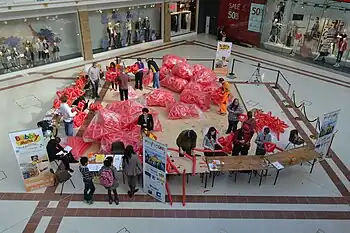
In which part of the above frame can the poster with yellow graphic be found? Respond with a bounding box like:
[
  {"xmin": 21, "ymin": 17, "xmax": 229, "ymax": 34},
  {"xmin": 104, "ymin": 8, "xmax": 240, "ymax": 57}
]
[
  {"xmin": 8, "ymin": 128, "xmax": 54, "ymax": 192},
  {"xmin": 214, "ymin": 41, "xmax": 232, "ymax": 76}
]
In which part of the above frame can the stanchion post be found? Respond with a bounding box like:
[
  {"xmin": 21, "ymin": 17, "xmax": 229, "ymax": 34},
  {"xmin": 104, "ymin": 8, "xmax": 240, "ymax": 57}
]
[
  {"xmin": 211, "ymin": 59, "xmax": 215, "ymax": 70},
  {"xmin": 273, "ymin": 71, "xmax": 280, "ymax": 89},
  {"xmin": 229, "ymin": 58, "xmax": 235, "ymax": 75}
]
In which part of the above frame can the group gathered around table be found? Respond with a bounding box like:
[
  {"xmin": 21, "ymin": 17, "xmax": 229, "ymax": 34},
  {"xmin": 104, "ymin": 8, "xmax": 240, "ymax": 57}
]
[{"xmin": 39, "ymin": 56, "xmax": 319, "ymax": 205}]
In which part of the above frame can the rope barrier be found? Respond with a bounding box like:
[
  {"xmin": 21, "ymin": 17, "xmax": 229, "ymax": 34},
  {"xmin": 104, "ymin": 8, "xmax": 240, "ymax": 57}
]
[
  {"xmin": 292, "ymin": 91, "xmax": 304, "ymax": 109},
  {"xmin": 302, "ymin": 105, "xmax": 319, "ymax": 123}
]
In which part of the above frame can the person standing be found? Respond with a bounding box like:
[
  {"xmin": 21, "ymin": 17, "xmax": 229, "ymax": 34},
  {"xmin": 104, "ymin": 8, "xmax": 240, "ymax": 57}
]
[
  {"xmin": 232, "ymin": 123, "xmax": 253, "ymax": 156},
  {"xmin": 255, "ymin": 127, "xmax": 272, "ymax": 156},
  {"xmin": 79, "ymin": 157, "xmax": 95, "ymax": 205},
  {"xmin": 219, "ymin": 78, "xmax": 230, "ymax": 115},
  {"xmin": 99, "ymin": 157, "xmax": 119, "ymax": 205},
  {"xmin": 146, "ymin": 58, "xmax": 160, "ymax": 88},
  {"xmin": 226, "ymin": 98, "xmax": 243, "ymax": 133},
  {"xmin": 59, "ymin": 96, "xmax": 77, "ymax": 137},
  {"xmin": 117, "ymin": 67, "xmax": 131, "ymax": 101},
  {"xmin": 176, "ymin": 129, "xmax": 197, "ymax": 157},
  {"xmin": 122, "ymin": 145, "xmax": 142, "ymax": 197},
  {"xmin": 88, "ymin": 62, "xmax": 100, "ymax": 99},
  {"xmin": 108, "ymin": 62, "xmax": 118, "ymax": 91},
  {"xmin": 244, "ymin": 111, "xmax": 256, "ymax": 135},
  {"xmin": 135, "ymin": 58, "xmax": 144, "ymax": 90}
]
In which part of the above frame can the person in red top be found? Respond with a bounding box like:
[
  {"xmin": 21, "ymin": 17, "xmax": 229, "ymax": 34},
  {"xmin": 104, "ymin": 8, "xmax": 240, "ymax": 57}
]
[
  {"xmin": 117, "ymin": 66, "xmax": 131, "ymax": 101},
  {"xmin": 232, "ymin": 123, "xmax": 253, "ymax": 156},
  {"xmin": 334, "ymin": 34, "xmax": 348, "ymax": 67},
  {"xmin": 108, "ymin": 62, "xmax": 118, "ymax": 91}
]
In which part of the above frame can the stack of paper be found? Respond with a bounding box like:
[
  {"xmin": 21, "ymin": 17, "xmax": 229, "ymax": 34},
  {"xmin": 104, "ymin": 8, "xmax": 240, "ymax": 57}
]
[{"xmin": 95, "ymin": 154, "xmax": 105, "ymax": 163}]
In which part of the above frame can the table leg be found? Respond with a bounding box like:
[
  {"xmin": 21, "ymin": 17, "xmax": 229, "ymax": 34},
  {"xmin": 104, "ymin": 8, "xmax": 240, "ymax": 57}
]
[
  {"xmin": 273, "ymin": 169, "xmax": 280, "ymax": 185},
  {"xmin": 234, "ymin": 171, "xmax": 238, "ymax": 182},
  {"xmin": 204, "ymin": 173, "xmax": 208, "ymax": 188},
  {"xmin": 211, "ymin": 172, "xmax": 216, "ymax": 187},
  {"xmin": 259, "ymin": 170, "xmax": 264, "ymax": 186},
  {"xmin": 186, "ymin": 174, "xmax": 189, "ymax": 184},
  {"xmin": 248, "ymin": 170, "xmax": 253, "ymax": 184},
  {"xmin": 200, "ymin": 173, "xmax": 204, "ymax": 183},
  {"xmin": 310, "ymin": 159, "xmax": 316, "ymax": 174}
]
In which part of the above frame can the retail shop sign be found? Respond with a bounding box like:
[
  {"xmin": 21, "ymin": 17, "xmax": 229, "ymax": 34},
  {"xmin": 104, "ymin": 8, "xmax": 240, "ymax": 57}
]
[
  {"xmin": 214, "ymin": 41, "xmax": 232, "ymax": 76},
  {"xmin": 8, "ymin": 128, "xmax": 54, "ymax": 192},
  {"xmin": 248, "ymin": 3, "xmax": 265, "ymax": 32},
  {"xmin": 315, "ymin": 110, "xmax": 340, "ymax": 159},
  {"xmin": 143, "ymin": 137, "xmax": 167, "ymax": 203}
]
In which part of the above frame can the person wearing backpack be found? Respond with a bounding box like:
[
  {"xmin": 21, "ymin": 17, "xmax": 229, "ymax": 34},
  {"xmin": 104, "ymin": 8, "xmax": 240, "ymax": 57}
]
[{"xmin": 99, "ymin": 157, "xmax": 119, "ymax": 205}]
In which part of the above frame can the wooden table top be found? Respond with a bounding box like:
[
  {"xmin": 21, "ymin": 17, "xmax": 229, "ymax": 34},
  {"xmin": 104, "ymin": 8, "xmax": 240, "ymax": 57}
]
[
  {"xmin": 266, "ymin": 147, "xmax": 319, "ymax": 167},
  {"xmin": 168, "ymin": 156, "xmax": 209, "ymax": 174},
  {"xmin": 206, "ymin": 156, "xmax": 267, "ymax": 172}
]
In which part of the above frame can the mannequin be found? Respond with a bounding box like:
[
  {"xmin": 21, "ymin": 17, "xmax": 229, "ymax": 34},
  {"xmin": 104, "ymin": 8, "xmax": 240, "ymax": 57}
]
[
  {"xmin": 126, "ymin": 19, "xmax": 132, "ymax": 46},
  {"xmin": 135, "ymin": 17, "xmax": 142, "ymax": 42},
  {"xmin": 42, "ymin": 39, "xmax": 49, "ymax": 63},
  {"xmin": 143, "ymin": 17, "xmax": 151, "ymax": 42},
  {"xmin": 52, "ymin": 42, "xmax": 60, "ymax": 61},
  {"xmin": 6, "ymin": 49, "xmax": 16, "ymax": 70},
  {"xmin": 269, "ymin": 19, "xmax": 278, "ymax": 43},
  {"xmin": 291, "ymin": 31, "xmax": 303, "ymax": 56},
  {"xmin": 25, "ymin": 40, "xmax": 34, "ymax": 62},
  {"xmin": 315, "ymin": 23, "xmax": 338, "ymax": 62},
  {"xmin": 171, "ymin": 15, "xmax": 178, "ymax": 32},
  {"xmin": 114, "ymin": 21, "xmax": 121, "ymax": 48},
  {"xmin": 334, "ymin": 34, "xmax": 348, "ymax": 67},
  {"xmin": 310, "ymin": 17, "xmax": 319, "ymax": 38},
  {"xmin": 107, "ymin": 22, "xmax": 116, "ymax": 49},
  {"xmin": 12, "ymin": 47, "xmax": 21, "ymax": 68},
  {"xmin": 0, "ymin": 51, "xmax": 9, "ymax": 73},
  {"xmin": 35, "ymin": 38, "xmax": 43, "ymax": 61},
  {"xmin": 24, "ymin": 47, "xmax": 33, "ymax": 68}
]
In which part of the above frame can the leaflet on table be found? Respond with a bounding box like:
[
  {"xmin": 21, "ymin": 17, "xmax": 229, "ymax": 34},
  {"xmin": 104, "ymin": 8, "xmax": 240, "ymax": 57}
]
[
  {"xmin": 87, "ymin": 164, "xmax": 103, "ymax": 171},
  {"xmin": 208, "ymin": 160, "xmax": 221, "ymax": 171},
  {"xmin": 113, "ymin": 155, "xmax": 123, "ymax": 171},
  {"xmin": 271, "ymin": 161, "xmax": 284, "ymax": 170},
  {"xmin": 64, "ymin": 146, "xmax": 72, "ymax": 153}
]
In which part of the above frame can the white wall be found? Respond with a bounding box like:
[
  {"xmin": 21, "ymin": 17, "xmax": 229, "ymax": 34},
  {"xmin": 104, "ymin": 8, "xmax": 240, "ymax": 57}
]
[
  {"xmin": 0, "ymin": 13, "xmax": 81, "ymax": 57},
  {"xmin": 88, "ymin": 6, "xmax": 161, "ymax": 50}
]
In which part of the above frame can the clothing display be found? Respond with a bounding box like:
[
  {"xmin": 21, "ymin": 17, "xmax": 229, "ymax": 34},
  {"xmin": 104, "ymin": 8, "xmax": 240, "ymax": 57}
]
[
  {"xmin": 334, "ymin": 36, "xmax": 348, "ymax": 67},
  {"xmin": 42, "ymin": 40, "xmax": 50, "ymax": 61},
  {"xmin": 126, "ymin": 20, "xmax": 132, "ymax": 46},
  {"xmin": 143, "ymin": 17, "xmax": 151, "ymax": 42},
  {"xmin": 35, "ymin": 39, "xmax": 44, "ymax": 60},
  {"xmin": 135, "ymin": 18, "xmax": 142, "ymax": 42},
  {"xmin": 11, "ymin": 48, "xmax": 21, "ymax": 68},
  {"xmin": 171, "ymin": 15, "xmax": 178, "ymax": 32},
  {"xmin": 24, "ymin": 47, "xmax": 33, "ymax": 68},
  {"xmin": 52, "ymin": 43, "xmax": 60, "ymax": 61},
  {"xmin": 114, "ymin": 22, "xmax": 122, "ymax": 48},
  {"xmin": 107, "ymin": 22, "xmax": 116, "ymax": 48},
  {"xmin": 0, "ymin": 51, "xmax": 9, "ymax": 72}
]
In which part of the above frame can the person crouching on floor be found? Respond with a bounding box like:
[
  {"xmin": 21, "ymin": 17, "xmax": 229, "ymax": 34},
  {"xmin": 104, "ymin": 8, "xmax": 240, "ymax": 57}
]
[
  {"xmin": 99, "ymin": 157, "xmax": 119, "ymax": 205},
  {"xmin": 122, "ymin": 145, "xmax": 142, "ymax": 197}
]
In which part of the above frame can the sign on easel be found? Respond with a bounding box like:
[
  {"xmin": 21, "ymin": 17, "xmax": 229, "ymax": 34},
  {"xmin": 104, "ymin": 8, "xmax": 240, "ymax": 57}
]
[
  {"xmin": 142, "ymin": 137, "xmax": 167, "ymax": 203},
  {"xmin": 315, "ymin": 110, "xmax": 340, "ymax": 159},
  {"xmin": 214, "ymin": 41, "xmax": 232, "ymax": 76},
  {"xmin": 8, "ymin": 128, "xmax": 54, "ymax": 192}
]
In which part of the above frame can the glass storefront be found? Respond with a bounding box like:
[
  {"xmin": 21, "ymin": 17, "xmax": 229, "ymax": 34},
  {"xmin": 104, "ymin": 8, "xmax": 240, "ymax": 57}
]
[
  {"xmin": 170, "ymin": 0, "xmax": 197, "ymax": 37},
  {"xmin": 88, "ymin": 4, "xmax": 162, "ymax": 54},
  {"xmin": 0, "ymin": 13, "xmax": 82, "ymax": 74},
  {"xmin": 261, "ymin": 0, "xmax": 350, "ymax": 73}
]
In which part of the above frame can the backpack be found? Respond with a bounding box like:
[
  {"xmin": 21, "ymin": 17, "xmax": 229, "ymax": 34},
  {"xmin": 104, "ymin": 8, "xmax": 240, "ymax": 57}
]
[{"xmin": 100, "ymin": 169, "xmax": 114, "ymax": 187}]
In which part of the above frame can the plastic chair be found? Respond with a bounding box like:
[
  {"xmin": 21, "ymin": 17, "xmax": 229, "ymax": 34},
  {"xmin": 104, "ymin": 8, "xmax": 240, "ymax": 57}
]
[{"xmin": 285, "ymin": 129, "xmax": 305, "ymax": 149}]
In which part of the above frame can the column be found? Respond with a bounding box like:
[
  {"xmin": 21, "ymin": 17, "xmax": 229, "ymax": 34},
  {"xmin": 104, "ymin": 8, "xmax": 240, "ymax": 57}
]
[
  {"xmin": 163, "ymin": 2, "xmax": 171, "ymax": 42},
  {"xmin": 78, "ymin": 11, "xmax": 93, "ymax": 61}
]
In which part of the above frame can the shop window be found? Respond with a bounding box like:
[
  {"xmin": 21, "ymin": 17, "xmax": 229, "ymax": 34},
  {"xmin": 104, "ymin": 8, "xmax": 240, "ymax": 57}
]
[
  {"xmin": 88, "ymin": 5, "xmax": 161, "ymax": 54},
  {"xmin": 261, "ymin": 0, "xmax": 350, "ymax": 73},
  {"xmin": 171, "ymin": 0, "xmax": 197, "ymax": 36},
  {"xmin": 0, "ymin": 13, "xmax": 81, "ymax": 74}
]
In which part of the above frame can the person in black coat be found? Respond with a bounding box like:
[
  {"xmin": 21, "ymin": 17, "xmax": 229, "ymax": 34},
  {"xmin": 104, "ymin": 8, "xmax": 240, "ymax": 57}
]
[
  {"xmin": 46, "ymin": 137, "xmax": 77, "ymax": 172},
  {"xmin": 137, "ymin": 108, "xmax": 154, "ymax": 132}
]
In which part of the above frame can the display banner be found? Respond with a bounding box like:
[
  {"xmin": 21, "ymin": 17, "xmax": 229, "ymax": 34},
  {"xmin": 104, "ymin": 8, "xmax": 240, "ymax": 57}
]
[
  {"xmin": 315, "ymin": 110, "xmax": 340, "ymax": 159},
  {"xmin": 214, "ymin": 41, "xmax": 233, "ymax": 76},
  {"xmin": 8, "ymin": 128, "xmax": 54, "ymax": 192},
  {"xmin": 218, "ymin": 0, "xmax": 266, "ymax": 46},
  {"xmin": 143, "ymin": 137, "xmax": 167, "ymax": 203},
  {"xmin": 248, "ymin": 3, "xmax": 265, "ymax": 32}
]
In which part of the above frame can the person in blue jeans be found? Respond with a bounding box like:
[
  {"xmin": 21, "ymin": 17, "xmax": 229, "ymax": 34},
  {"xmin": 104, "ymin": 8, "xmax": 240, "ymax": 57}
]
[
  {"xmin": 146, "ymin": 58, "xmax": 160, "ymax": 88},
  {"xmin": 59, "ymin": 96, "xmax": 77, "ymax": 136}
]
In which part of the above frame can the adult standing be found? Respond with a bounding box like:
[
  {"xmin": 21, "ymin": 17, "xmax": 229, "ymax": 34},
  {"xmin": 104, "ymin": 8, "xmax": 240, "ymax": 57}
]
[
  {"xmin": 88, "ymin": 62, "xmax": 100, "ymax": 99},
  {"xmin": 135, "ymin": 58, "xmax": 144, "ymax": 90},
  {"xmin": 232, "ymin": 123, "xmax": 253, "ymax": 156},
  {"xmin": 146, "ymin": 58, "xmax": 160, "ymax": 88},
  {"xmin": 219, "ymin": 78, "xmax": 230, "ymax": 115},
  {"xmin": 117, "ymin": 66, "xmax": 131, "ymax": 101},
  {"xmin": 122, "ymin": 145, "xmax": 142, "ymax": 197},
  {"xmin": 226, "ymin": 98, "xmax": 243, "ymax": 133},
  {"xmin": 255, "ymin": 127, "xmax": 272, "ymax": 156},
  {"xmin": 244, "ymin": 111, "xmax": 256, "ymax": 135},
  {"xmin": 59, "ymin": 96, "xmax": 77, "ymax": 137}
]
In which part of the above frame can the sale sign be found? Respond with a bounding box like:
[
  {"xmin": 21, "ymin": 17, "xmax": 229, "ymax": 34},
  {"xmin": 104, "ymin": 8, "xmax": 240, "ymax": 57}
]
[{"xmin": 218, "ymin": 0, "xmax": 266, "ymax": 46}]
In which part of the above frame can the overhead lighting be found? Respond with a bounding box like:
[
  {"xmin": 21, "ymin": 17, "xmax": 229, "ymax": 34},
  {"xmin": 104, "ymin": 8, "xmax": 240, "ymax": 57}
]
[
  {"xmin": 36, "ymin": 17, "xmax": 40, "ymax": 20},
  {"xmin": 55, "ymin": 15, "xmax": 58, "ymax": 19},
  {"xmin": 98, "ymin": 10, "xmax": 103, "ymax": 13},
  {"xmin": 46, "ymin": 16, "xmax": 49, "ymax": 19},
  {"xmin": 4, "ymin": 21, "xmax": 7, "ymax": 24},
  {"xmin": 144, "ymin": 5, "xmax": 147, "ymax": 8},
  {"xmin": 24, "ymin": 18, "xmax": 27, "ymax": 22},
  {"xmin": 128, "ymin": 7, "xmax": 131, "ymax": 10}
]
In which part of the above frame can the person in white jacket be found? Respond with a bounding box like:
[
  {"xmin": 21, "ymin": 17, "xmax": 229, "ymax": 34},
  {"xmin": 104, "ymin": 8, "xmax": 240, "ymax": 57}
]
[{"xmin": 59, "ymin": 96, "xmax": 77, "ymax": 136}]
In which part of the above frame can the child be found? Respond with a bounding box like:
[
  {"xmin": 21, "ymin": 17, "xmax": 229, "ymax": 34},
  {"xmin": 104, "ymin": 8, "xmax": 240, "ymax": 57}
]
[
  {"xmin": 99, "ymin": 157, "xmax": 119, "ymax": 205},
  {"xmin": 79, "ymin": 157, "xmax": 95, "ymax": 204}
]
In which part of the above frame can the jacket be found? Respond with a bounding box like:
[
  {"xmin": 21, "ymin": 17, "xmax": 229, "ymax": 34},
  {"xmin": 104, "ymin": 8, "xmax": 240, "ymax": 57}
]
[
  {"xmin": 227, "ymin": 103, "xmax": 243, "ymax": 121},
  {"xmin": 202, "ymin": 135, "xmax": 216, "ymax": 151},
  {"xmin": 233, "ymin": 129, "xmax": 252, "ymax": 145},
  {"xmin": 147, "ymin": 60, "xmax": 159, "ymax": 72},
  {"xmin": 176, "ymin": 130, "xmax": 197, "ymax": 151},
  {"xmin": 117, "ymin": 73, "xmax": 130, "ymax": 90},
  {"xmin": 46, "ymin": 139, "xmax": 63, "ymax": 160},
  {"xmin": 122, "ymin": 153, "xmax": 142, "ymax": 176},
  {"xmin": 255, "ymin": 132, "xmax": 272, "ymax": 150},
  {"xmin": 137, "ymin": 114, "xmax": 154, "ymax": 131},
  {"xmin": 99, "ymin": 165, "xmax": 119, "ymax": 190}
]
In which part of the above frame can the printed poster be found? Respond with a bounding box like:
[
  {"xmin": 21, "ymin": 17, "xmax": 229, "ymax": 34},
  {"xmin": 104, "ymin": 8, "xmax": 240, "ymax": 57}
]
[
  {"xmin": 8, "ymin": 128, "xmax": 54, "ymax": 192},
  {"xmin": 248, "ymin": 3, "xmax": 265, "ymax": 32},
  {"xmin": 143, "ymin": 137, "xmax": 167, "ymax": 203},
  {"xmin": 214, "ymin": 41, "xmax": 232, "ymax": 76},
  {"xmin": 315, "ymin": 110, "xmax": 340, "ymax": 159}
]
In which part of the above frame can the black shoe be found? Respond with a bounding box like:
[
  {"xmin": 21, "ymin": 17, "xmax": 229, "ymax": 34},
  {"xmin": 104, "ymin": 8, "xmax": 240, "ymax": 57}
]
[
  {"xmin": 133, "ymin": 188, "xmax": 139, "ymax": 194},
  {"xmin": 115, "ymin": 198, "xmax": 119, "ymax": 205},
  {"xmin": 96, "ymin": 95, "xmax": 100, "ymax": 99},
  {"xmin": 70, "ymin": 159, "xmax": 79, "ymax": 163},
  {"xmin": 68, "ymin": 169, "xmax": 74, "ymax": 173},
  {"xmin": 128, "ymin": 191, "xmax": 133, "ymax": 198},
  {"xmin": 109, "ymin": 199, "xmax": 113, "ymax": 204}
]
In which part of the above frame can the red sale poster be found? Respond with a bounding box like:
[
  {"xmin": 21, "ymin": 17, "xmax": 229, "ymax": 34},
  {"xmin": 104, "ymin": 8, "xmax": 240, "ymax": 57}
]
[{"xmin": 218, "ymin": 0, "xmax": 266, "ymax": 46}]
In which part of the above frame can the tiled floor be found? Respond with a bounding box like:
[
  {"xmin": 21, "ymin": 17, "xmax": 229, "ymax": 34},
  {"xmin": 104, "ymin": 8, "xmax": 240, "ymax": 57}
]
[{"xmin": 0, "ymin": 34, "xmax": 349, "ymax": 233}]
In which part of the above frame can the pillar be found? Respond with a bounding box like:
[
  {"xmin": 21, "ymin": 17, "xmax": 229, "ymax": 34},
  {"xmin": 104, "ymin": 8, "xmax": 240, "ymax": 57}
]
[
  {"xmin": 163, "ymin": 2, "xmax": 171, "ymax": 42},
  {"xmin": 78, "ymin": 11, "xmax": 93, "ymax": 61}
]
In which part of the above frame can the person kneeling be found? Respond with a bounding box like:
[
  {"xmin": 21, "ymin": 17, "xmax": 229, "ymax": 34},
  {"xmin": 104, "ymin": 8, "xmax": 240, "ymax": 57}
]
[{"xmin": 46, "ymin": 137, "xmax": 78, "ymax": 173}]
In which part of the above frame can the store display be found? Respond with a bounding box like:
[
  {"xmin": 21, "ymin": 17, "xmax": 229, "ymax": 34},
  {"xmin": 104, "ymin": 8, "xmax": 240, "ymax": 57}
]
[
  {"xmin": 107, "ymin": 22, "xmax": 116, "ymax": 48},
  {"xmin": 42, "ymin": 39, "xmax": 50, "ymax": 63},
  {"xmin": 24, "ymin": 47, "xmax": 33, "ymax": 68},
  {"xmin": 114, "ymin": 21, "xmax": 122, "ymax": 48},
  {"xmin": 143, "ymin": 17, "xmax": 151, "ymax": 42},
  {"xmin": 126, "ymin": 19, "xmax": 132, "ymax": 46},
  {"xmin": 135, "ymin": 17, "xmax": 142, "ymax": 42},
  {"xmin": 334, "ymin": 34, "xmax": 348, "ymax": 67}
]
